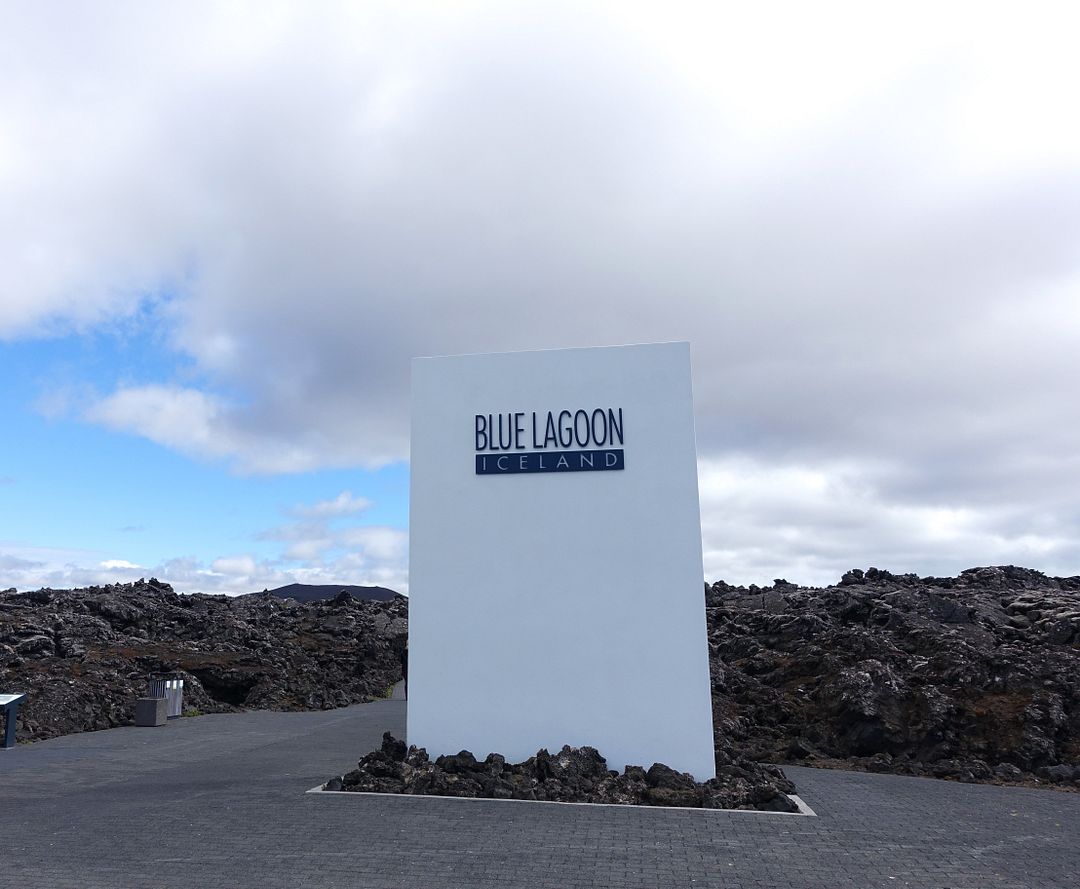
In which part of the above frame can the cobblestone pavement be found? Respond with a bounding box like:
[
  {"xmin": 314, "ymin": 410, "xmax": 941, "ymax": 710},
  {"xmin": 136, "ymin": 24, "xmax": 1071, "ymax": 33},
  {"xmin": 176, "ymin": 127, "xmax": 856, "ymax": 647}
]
[{"xmin": 2, "ymin": 687, "xmax": 1078, "ymax": 888}]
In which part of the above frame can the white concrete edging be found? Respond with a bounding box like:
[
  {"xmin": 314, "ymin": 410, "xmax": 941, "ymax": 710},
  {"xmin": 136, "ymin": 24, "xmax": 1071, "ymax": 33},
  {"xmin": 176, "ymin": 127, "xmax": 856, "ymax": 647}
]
[{"xmin": 306, "ymin": 784, "xmax": 817, "ymax": 816}]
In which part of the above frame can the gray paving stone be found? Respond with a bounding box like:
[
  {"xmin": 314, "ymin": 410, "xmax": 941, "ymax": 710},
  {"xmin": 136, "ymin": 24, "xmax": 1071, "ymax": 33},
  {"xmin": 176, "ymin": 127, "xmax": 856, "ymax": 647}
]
[{"xmin": 1, "ymin": 688, "xmax": 1078, "ymax": 888}]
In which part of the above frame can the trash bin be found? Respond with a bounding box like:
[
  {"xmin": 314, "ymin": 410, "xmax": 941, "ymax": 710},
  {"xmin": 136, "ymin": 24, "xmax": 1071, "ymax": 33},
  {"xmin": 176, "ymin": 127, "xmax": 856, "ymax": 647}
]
[
  {"xmin": 146, "ymin": 675, "xmax": 184, "ymax": 718},
  {"xmin": 164, "ymin": 678, "xmax": 184, "ymax": 719}
]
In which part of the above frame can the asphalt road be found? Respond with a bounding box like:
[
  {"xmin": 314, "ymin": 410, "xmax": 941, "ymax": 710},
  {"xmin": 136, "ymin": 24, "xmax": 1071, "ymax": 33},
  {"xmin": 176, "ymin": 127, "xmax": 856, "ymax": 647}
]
[{"xmin": 2, "ymin": 687, "xmax": 1078, "ymax": 888}]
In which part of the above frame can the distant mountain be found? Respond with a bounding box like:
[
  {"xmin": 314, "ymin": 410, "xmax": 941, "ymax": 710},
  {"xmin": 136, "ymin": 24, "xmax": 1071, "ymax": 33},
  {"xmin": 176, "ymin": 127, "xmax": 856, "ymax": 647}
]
[{"xmin": 262, "ymin": 583, "xmax": 402, "ymax": 603}]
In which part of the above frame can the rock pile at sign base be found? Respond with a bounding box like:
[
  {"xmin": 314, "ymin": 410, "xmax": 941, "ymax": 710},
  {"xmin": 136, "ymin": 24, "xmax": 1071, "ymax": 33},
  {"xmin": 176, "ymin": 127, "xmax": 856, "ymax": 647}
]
[{"xmin": 325, "ymin": 732, "xmax": 799, "ymax": 812}]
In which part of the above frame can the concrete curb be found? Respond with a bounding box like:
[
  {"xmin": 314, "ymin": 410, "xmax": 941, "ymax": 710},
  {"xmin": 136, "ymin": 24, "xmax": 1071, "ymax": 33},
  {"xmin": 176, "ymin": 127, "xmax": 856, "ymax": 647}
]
[{"xmin": 306, "ymin": 784, "xmax": 817, "ymax": 816}]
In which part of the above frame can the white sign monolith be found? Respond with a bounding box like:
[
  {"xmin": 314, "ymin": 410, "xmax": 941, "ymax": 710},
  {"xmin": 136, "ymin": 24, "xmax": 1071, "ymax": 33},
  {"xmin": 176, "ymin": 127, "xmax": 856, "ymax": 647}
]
[{"xmin": 408, "ymin": 342, "xmax": 715, "ymax": 779}]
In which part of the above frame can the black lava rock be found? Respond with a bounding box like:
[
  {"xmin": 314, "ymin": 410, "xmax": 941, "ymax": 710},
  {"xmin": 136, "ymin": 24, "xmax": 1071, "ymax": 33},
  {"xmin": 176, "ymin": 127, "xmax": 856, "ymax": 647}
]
[
  {"xmin": 707, "ymin": 565, "xmax": 1080, "ymax": 789},
  {"xmin": 0, "ymin": 580, "xmax": 407, "ymax": 740},
  {"xmin": 328, "ymin": 738, "xmax": 799, "ymax": 812}
]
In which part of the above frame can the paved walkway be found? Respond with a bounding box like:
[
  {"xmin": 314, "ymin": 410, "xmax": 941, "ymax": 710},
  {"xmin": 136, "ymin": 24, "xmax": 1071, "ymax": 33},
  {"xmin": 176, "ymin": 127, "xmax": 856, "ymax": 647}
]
[{"xmin": 2, "ymin": 688, "xmax": 1078, "ymax": 888}]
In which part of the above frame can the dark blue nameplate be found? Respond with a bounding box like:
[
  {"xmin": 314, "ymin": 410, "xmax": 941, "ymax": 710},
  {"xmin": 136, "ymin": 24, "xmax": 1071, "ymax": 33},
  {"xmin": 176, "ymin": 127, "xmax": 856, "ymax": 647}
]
[{"xmin": 476, "ymin": 449, "xmax": 624, "ymax": 475}]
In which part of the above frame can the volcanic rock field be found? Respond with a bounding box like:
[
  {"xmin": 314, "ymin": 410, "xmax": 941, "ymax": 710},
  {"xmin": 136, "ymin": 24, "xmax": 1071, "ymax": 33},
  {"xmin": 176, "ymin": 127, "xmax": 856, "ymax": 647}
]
[
  {"xmin": 3, "ymin": 565, "xmax": 1079, "ymax": 804},
  {"xmin": 707, "ymin": 565, "xmax": 1080, "ymax": 788},
  {"xmin": 0, "ymin": 579, "xmax": 408, "ymax": 738}
]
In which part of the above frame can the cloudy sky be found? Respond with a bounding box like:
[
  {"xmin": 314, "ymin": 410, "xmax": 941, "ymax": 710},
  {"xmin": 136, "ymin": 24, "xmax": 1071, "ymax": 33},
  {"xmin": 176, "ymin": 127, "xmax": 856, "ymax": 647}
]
[{"xmin": 2, "ymin": 1, "xmax": 1079, "ymax": 594}]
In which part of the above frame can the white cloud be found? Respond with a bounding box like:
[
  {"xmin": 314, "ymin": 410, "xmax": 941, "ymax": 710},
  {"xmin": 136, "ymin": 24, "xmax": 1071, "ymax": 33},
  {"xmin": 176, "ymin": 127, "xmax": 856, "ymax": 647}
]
[
  {"xmin": 84, "ymin": 385, "xmax": 337, "ymax": 473},
  {"xmin": 210, "ymin": 554, "xmax": 257, "ymax": 577},
  {"xmin": 1, "ymin": 491, "xmax": 403, "ymax": 596},
  {"xmin": 1, "ymin": 543, "xmax": 152, "ymax": 590},
  {"xmin": 281, "ymin": 538, "xmax": 333, "ymax": 562},
  {"xmin": 4, "ymin": 2, "xmax": 1076, "ymax": 466},
  {"xmin": 84, "ymin": 385, "xmax": 228, "ymax": 458},
  {"xmin": 99, "ymin": 559, "xmax": 141, "ymax": 571},
  {"xmin": 258, "ymin": 505, "xmax": 408, "ymax": 590},
  {"xmin": 697, "ymin": 456, "xmax": 1080, "ymax": 587},
  {"xmin": 339, "ymin": 526, "xmax": 407, "ymax": 564},
  {"xmin": 292, "ymin": 491, "xmax": 372, "ymax": 518},
  {"xmin": 0, "ymin": 552, "xmax": 44, "ymax": 572}
]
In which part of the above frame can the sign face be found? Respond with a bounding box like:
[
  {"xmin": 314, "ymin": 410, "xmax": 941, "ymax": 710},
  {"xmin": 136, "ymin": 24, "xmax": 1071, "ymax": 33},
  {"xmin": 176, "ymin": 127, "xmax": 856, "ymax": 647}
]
[{"xmin": 408, "ymin": 342, "xmax": 716, "ymax": 779}]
